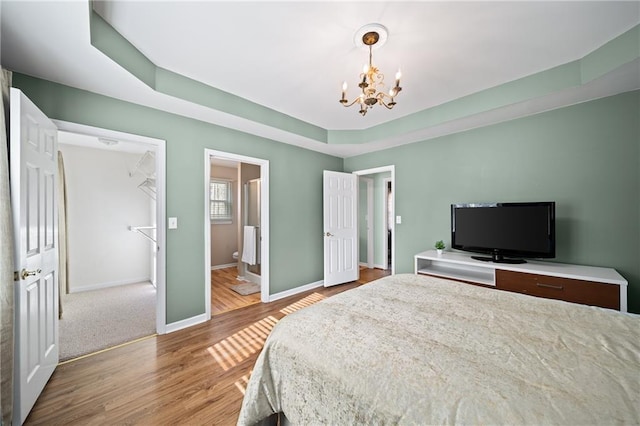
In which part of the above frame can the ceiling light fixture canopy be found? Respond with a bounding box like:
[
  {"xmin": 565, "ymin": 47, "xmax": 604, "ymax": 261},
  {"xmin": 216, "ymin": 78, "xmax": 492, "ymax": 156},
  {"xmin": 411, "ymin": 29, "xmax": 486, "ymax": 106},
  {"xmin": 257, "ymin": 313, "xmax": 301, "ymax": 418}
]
[{"xmin": 340, "ymin": 24, "xmax": 402, "ymax": 116}]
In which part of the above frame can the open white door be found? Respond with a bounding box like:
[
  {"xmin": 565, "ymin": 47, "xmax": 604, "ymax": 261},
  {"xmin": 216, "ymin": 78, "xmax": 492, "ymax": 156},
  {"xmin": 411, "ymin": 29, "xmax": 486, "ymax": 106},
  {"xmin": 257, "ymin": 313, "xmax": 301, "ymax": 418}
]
[
  {"xmin": 10, "ymin": 88, "xmax": 59, "ymax": 425},
  {"xmin": 323, "ymin": 170, "xmax": 358, "ymax": 287}
]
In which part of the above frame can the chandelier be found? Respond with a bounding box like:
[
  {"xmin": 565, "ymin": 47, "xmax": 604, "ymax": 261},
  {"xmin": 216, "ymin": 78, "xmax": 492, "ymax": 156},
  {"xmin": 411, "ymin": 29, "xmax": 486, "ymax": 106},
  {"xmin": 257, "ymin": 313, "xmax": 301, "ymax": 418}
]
[{"xmin": 339, "ymin": 25, "xmax": 402, "ymax": 116}]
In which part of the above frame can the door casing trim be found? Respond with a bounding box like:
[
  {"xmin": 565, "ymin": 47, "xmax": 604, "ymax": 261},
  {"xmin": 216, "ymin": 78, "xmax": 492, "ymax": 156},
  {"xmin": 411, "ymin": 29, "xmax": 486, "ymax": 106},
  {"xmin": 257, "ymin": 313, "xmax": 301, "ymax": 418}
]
[
  {"xmin": 352, "ymin": 165, "xmax": 395, "ymax": 275},
  {"xmin": 204, "ymin": 149, "xmax": 270, "ymax": 315},
  {"xmin": 53, "ymin": 119, "xmax": 168, "ymax": 333}
]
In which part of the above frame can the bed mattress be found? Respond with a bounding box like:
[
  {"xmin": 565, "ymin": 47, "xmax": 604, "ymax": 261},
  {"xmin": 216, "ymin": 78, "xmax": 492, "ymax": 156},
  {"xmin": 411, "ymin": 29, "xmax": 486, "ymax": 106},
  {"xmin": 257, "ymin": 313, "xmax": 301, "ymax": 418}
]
[{"xmin": 238, "ymin": 273, "xmax": 640, "ymax": 425}]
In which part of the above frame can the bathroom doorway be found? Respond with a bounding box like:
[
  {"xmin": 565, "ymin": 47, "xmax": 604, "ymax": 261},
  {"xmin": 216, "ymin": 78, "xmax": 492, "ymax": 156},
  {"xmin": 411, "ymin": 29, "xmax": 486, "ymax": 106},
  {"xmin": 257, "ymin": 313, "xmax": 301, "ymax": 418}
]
[{"xmin": 204, "ymin": 149, "xmax": 269, "ymax": 317}]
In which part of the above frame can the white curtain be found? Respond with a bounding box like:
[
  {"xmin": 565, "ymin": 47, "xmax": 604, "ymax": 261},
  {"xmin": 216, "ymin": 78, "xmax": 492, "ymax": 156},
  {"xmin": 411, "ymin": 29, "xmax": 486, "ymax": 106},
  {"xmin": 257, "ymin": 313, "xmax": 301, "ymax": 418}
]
[
  {"xmin": 0, "ymin": 69, "xmax": 14, "ymax": 425},
  {"xmin": 57, "ymin": 152, "xmax": 69, "ymax": 318}
]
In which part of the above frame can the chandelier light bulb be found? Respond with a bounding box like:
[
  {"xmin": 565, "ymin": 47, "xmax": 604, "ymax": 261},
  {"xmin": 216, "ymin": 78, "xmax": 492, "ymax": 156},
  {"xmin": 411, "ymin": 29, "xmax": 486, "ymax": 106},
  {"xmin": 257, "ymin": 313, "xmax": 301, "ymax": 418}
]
[{"xmin": 340, "ymin": 81, "xmax": 348, "ymax": 102}]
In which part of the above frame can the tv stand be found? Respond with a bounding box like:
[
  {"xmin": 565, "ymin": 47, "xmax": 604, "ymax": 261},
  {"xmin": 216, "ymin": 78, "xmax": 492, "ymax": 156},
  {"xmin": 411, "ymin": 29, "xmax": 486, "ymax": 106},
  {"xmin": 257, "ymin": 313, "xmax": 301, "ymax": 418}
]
[
  {"xmin": 471, "ymin": 254, "xmax": 526, "ymax": 264},
  {"xmin": 414, "ymin": 250, "xmax": 628, "ymax": 312}
]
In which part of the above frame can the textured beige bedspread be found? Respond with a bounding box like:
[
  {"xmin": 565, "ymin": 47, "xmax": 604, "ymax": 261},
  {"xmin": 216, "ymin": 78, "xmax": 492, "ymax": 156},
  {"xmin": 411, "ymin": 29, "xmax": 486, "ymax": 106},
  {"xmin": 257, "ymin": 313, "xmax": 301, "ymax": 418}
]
[{"xmin": 237, "ymin": 274, "xmax": 640, "ymax": 425}]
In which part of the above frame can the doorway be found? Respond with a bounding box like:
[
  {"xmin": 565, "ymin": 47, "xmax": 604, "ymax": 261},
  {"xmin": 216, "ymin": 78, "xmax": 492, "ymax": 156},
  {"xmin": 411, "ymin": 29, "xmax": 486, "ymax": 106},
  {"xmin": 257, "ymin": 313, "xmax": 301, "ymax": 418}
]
[
  {"xmin": 354, "ymin": 166, "xmax": 395, "ymax": 275},
  {"xmin": 384, "ymin": 177, "xmax": 393, "ymax": 270},
  {"xmin": 205, "ymin": 149, "xmax": 269, "ymax": 318},
  {"xmin": 54, "ymin": 121, "xmax": 167, "ymax": 348},
  {"xmin": 359, "ymin": 177, "xmax": 374, "ymax": 269}
]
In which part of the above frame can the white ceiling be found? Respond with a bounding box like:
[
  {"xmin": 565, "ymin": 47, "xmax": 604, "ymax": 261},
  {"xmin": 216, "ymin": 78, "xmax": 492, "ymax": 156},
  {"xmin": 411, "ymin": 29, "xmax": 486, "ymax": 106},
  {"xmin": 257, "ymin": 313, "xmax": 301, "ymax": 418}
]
[
  {"xmin": 1, "ymin": 1, "xmax": 639, "ymax": 157},
  {"xmin": 58, "ymin": 131, "xmax": 151, "ymax": 155}
]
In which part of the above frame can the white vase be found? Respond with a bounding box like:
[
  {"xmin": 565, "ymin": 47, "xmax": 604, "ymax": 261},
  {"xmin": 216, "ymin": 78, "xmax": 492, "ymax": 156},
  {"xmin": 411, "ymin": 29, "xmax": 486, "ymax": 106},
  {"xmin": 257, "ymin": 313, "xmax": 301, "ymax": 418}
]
[{"xmin": 436, "ymin": 249, "xmax": 443, "ymax": 256}]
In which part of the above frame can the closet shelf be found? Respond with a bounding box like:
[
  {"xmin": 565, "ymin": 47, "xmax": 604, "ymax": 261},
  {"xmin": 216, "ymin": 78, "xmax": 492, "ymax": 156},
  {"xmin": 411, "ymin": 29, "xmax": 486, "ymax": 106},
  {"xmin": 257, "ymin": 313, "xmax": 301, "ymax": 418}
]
[
  {"xmin": 130, "ymin": 151, "xmax": 156, "ymax": 199},
  {"xmin": 138, "ymin": 178, "xmax": 156, "ymax": 200},
  {"xmin": 130, "ymin": 151, "xmax": 156, "ymax": 179}
]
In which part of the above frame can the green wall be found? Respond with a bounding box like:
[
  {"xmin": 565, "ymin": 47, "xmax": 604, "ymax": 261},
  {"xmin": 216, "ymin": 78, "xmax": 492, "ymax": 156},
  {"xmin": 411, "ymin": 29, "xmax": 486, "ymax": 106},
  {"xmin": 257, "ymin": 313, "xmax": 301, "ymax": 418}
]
[
  {"xmin": 13, "ymin": 73, "xmax": 640, "ymax": 316},
  {"xmin": 12, "ymin": 74, "xmax": 343, "ymax": 324},
  {"xmin": 345, "ymin": 90, "xmax": 640, "ymax": 314}
]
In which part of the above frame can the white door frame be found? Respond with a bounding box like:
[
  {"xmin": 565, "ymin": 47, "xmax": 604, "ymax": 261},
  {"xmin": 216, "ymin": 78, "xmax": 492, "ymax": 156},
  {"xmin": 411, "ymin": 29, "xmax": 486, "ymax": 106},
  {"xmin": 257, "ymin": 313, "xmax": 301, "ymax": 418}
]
[
  {"xmin": 53, "ymin": 120, "xmax": 168, "ymax": 334},
  {"xmin": 353, "ymin": 165, "xmax": 395, "ymax": 275},
  {"xmin": 204, "ymin": 149, "xmax": 270, "ymax": 313}
]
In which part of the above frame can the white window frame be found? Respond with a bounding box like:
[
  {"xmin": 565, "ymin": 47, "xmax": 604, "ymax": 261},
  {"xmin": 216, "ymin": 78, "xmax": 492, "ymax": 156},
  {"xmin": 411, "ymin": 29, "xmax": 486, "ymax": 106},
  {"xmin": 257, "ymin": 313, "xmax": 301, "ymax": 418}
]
[{"xmin": 210, "ymin": 179, "xmax": 233, "ymax": 224}]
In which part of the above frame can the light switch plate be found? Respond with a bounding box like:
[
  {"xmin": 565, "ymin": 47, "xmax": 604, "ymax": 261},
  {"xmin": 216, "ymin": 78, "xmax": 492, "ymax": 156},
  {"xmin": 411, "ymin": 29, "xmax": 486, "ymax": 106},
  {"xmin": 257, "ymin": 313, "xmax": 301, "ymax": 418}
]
[
  {"xmin": 396, "ymin": 215, "xmax": 402, "ymax": 224},
  {"xmin": 168, "ymin": 217, "xmax": 178, "ymax": 229}
]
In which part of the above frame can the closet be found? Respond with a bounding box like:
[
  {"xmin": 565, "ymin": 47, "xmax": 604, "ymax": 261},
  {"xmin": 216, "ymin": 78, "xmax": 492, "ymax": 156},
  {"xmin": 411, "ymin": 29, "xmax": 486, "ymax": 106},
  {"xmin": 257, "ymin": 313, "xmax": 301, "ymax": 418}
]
[{"xmin": 129, "ymin": 150, "xmax": 157, "ymax": 286}]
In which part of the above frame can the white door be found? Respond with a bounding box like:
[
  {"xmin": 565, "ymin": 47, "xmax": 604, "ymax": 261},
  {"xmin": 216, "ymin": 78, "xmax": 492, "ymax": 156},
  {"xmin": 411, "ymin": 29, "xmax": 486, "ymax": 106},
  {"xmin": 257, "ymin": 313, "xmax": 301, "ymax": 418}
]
[
  {"xmin": 10, "ymin": 88, "xmax": 59, "ymax": 425},
  {"xmin": 323, "ymin": 171, "xmax": 358, "ymax": 287}
]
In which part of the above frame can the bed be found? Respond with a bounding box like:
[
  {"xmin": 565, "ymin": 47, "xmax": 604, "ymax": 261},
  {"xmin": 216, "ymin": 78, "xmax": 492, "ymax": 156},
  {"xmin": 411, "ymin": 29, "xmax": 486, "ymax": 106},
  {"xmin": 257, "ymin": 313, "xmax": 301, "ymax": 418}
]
[{"xmin": 237, "ymin": 273, "xmax": 640, "ymax": 425}]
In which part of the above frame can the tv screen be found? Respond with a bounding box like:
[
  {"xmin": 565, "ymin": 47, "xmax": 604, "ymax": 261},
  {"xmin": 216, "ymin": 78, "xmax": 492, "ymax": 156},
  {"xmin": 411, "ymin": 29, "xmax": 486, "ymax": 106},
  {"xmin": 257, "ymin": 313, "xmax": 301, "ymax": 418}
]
[{"xmin": 451, "ymin": 202, "xmax": 555, "ymax": 263}]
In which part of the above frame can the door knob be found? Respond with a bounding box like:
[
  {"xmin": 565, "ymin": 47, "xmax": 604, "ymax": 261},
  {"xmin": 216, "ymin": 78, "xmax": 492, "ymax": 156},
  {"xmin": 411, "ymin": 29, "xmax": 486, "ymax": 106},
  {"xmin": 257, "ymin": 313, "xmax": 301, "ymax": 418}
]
[
  {"xmin": 20, "ymin": 268, "xmax": 41, "ymax": 280},
  {"xmin": 325, "ymin": 232, "xmax": 334, "ymax": 237}
]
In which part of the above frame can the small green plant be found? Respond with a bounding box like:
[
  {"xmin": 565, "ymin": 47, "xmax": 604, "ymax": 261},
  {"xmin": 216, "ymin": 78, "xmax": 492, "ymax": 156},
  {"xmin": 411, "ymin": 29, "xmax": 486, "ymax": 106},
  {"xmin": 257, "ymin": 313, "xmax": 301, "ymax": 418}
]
[{"xmin": 435, "ymin": 240, "xmax": 445, "ymax": 250}]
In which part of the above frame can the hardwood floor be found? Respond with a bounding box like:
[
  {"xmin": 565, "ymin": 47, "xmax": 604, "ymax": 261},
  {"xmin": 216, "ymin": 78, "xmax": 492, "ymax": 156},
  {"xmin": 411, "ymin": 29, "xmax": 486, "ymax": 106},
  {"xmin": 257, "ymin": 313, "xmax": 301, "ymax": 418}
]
[
  {"xmin": 25, "ymin": 267, "xmax": 390, "ymax": 425},
  {"xmin": 211, "ymin": 267, "xmax": 261, "ymax": 316}
]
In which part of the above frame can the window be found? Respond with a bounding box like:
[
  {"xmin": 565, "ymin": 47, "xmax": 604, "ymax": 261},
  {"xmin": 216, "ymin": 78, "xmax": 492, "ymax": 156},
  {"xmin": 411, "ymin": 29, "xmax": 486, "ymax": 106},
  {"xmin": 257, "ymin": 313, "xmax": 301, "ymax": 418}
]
[{"xmin": 210, "ymin": 179, "xmax": 233, "ymax": 223}]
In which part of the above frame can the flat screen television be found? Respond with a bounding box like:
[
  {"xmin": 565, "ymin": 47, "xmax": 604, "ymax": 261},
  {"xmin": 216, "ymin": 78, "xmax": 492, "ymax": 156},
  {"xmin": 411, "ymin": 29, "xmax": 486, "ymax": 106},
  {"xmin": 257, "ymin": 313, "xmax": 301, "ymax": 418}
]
[{"xmin": 451, "ymin": 202, "xmax": 555, "ymax": 264}]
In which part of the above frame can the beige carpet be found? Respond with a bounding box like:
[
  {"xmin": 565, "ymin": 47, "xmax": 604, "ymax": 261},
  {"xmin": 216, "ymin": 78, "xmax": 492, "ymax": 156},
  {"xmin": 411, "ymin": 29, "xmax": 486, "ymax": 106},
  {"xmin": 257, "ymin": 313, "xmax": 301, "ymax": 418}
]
[{"xmin": 59, "ymin": 282, "xmax": 156, "ymax": 361}]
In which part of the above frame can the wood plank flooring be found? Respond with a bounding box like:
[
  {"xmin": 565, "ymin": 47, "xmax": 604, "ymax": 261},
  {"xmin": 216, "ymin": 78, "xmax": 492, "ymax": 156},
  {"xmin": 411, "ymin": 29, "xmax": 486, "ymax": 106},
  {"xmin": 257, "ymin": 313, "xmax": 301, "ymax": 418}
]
[
  {"xmin": 211, "ymin": 267, "xmax": 261, "ymax": 316},
  {"xmin": 25, "ymin": 267, "xmax": 390, "ymax": 425}
]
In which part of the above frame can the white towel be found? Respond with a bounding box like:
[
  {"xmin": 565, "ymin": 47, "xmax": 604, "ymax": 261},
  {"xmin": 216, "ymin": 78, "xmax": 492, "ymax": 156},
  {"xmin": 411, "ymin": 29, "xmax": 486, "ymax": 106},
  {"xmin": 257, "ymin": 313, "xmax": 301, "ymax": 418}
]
[{"xmin": 242, "ymin": 226, "xmax": 257, "ymax": 265}]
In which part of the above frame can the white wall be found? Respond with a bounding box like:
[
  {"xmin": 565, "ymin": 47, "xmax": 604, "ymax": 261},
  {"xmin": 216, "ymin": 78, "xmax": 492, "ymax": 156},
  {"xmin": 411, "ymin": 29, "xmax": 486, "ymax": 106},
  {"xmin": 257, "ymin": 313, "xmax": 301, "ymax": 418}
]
[{"xmin": 59, "ymin": 144, "xmax": 153, "ymax": 292}]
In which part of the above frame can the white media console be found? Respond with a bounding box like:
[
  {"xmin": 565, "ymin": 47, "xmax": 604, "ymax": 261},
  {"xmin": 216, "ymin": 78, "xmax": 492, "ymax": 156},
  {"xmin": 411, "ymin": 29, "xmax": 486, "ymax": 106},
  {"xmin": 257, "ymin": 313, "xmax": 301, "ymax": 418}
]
[{"xmin": 414, "ymin": 250, "xmax": 628, "ymax": 312}]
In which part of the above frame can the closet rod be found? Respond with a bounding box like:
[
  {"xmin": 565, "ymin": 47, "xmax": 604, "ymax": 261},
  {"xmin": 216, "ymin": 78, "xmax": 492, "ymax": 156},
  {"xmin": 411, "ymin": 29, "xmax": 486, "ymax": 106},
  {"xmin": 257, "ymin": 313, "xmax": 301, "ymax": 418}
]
[{"xmin": 129, "ymin": 225, "xmax": 157, "ymax": 243}]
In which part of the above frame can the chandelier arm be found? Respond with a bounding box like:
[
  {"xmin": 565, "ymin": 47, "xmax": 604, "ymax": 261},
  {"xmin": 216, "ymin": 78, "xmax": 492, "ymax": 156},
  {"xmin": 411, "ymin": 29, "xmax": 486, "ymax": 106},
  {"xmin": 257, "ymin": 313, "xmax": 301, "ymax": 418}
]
[
  {"xmin": 378, "ymin": 99, "xmax": 395, "ymax": 110},
  {"xmin": 341, "ymin": 98, "xmax": 363, "ymax": 108}
]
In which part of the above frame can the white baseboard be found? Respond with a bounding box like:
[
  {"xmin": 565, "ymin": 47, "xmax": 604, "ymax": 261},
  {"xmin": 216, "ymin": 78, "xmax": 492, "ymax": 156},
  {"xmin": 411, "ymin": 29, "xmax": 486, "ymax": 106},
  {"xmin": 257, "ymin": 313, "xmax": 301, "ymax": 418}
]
[
  {"xmin": 167, "ymin": 278, "xmax": 325, "ymax": 333},
  {"xmin": 268, "ymin": 280, "xmax": 324, "ymax": 302},
  {"xmin": 69, "ymin": 277, "xmax": 152, "ymax": 293},
  {"xmin": 358, "ymin": 262, "xmax": 388, "ymax": 270},
  {"xmin": 165, "ymin": 313, "xmax": 208, "ymax": 334},
  {"xmin": 211, "ymin": 263, "xmax": 237, "ymax": 270}
]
